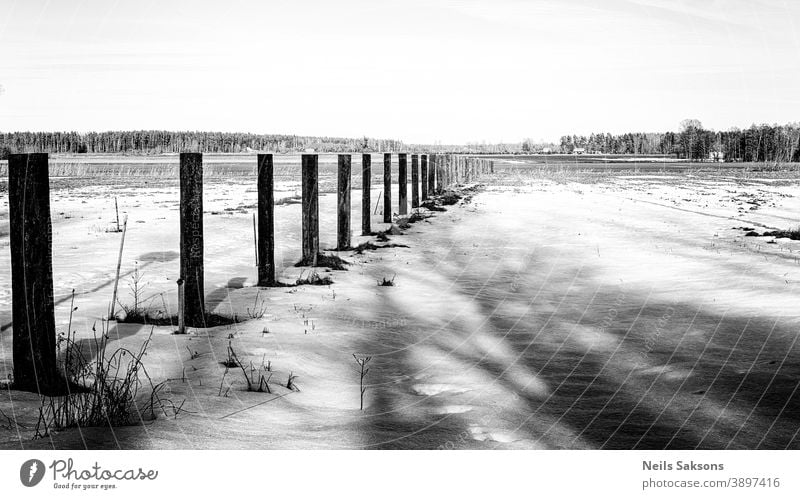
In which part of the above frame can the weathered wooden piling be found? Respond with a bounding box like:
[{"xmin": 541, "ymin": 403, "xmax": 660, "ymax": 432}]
[
  {"xmin": 449, "ymin": 155, "xmax": 454, "ymax": 187},
  {"xmin": 428, "ymin": 154, "xmax": 436, "ymax": 196},
  {"xmin": 421, "ymin": 154, "xmax": 428, "ymax": 201},
  {"xmin": 337, "ymin": 154, "xmax": 352, "ymax": 250},
  {"xmin": 383, "ymin": 153, "xmax": 392, "ymax": 223},
  {"xmin": 411, "ymin": 154, "xmax": 420, "ymax": 209},
  {"xmin": 301, "ymin": 154, "xmax": 319, "ymax": 264},
  {"xmin": 179, "ymin": 152, "xmax": 205, "ymax": 327},
  {"xmin": 256, "ymin": 153, "xmax": 275, "ymax": 286},
  {"xmin": 176, "ymin": 278, "xmax": 186, "ymax": 335},
  {"xmin": 8, "ymin": 153, "xmax": 64, "ymax": 394},
  {"xmin": 436, "ymin": 155, "xmax": 443, "ymax": 193},
  {"xmin": 362, "ymin": 153, "xmax": 371, "ymax": 235},
  {"xmin": 444, "ymin": 155, "xmax": 451, "ymax": 189},
  {"xmin": 398, "ymin": 153, "xmax": 408, "ymax": 215}
]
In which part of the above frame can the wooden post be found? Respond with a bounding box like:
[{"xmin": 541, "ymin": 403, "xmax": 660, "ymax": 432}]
[
  {"xmin": 430, "ymin": 154, "xmax": 437, "ymax": 194},
  {"xmin": 427, "ymin": 154, "xmax": 434, "ymax": 196},
  {"xmin": 398, "ymin": 153, "xmax": 408, "ymax": 215},
  {"xmin": 257, "ymin": 153, "xmax": 275, "ymax": 286},
  {"xmin": 411, "ymin": 154, "xmax": 420, "ymax": 209},
  {"xmin": 114, "ymin": 197, "xmax": 120, "ymax": 232},
  {"xmin": 179, "ymin": 152, "xmax": 205, "ymax": 327},
  {"xmin": 176, "ymin": 278, "xmax": 186, "ymax": 335},
  {"xmin": 109, "ymin": 215, "xmax": 129, "ymax": 320},
  {"xmin": 337, "ymin": 154, "xmax": 352, "ymax": 250},
  {"xmin": 301, "ymin": 154, "xmax": 319, "ymax": 264},
  {"xmin": 435, "ymin": 154, "xmax": 441, "ymax": 193},
  {"xmin": 436, "ymin": 154, "xmax": 450, "ymax": 189},
  {"xmin": 8, "ymin": 153, "xmax": 64, "ymax": 394},
  {"xmin": 441, "ymin": 155, "xmax": 448, "ymax": 190},
  {"xmin": 383, "ymin": 153, "xmax": 392, "ymax": 223},
  {"xmin": 362, "ymin": 153, "xmax": 371, "ymax": 235},
  {"xmin": 252, "ymin": 213, "xmax": 258, "ymax": 266},
  {"xmin": 421, "ymin": 154, "xmax": 428, "ymax": 201}
]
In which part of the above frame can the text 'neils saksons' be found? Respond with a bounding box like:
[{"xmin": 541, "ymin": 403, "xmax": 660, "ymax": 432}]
[{"xmin": 643, "ymin": 460, "xmax": 724, "ymax": 471}]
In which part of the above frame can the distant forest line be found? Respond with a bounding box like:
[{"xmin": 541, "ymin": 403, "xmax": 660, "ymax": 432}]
[
  {"xmin": 2, "ymin": 121, "xmax": 800, "ymax": 162},
  {"xmin": 549, "ymin": 120, "xmax": 800, "ymax": 162},
  {"xmin": 0, "ymin": 131, "xmax": 407, "ymax": 157}
]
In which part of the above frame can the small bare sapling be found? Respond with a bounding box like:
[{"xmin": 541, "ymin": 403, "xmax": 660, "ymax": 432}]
[{"xmin": 353, "ymin": 354, "xmax": 372, "ymax": 410}]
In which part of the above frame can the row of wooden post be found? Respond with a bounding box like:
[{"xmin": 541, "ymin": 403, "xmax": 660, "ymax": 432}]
[{"xmin": 5, "ymin": 152, "xmax": 494, "ymax": 393}]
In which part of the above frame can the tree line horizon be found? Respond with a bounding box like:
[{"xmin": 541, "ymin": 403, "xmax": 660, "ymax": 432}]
[
  {"xmin": 548, "ymin": 119, "xmax": 800, "ymax": 162},
  {"xmin": 1, "ymin": 119, "xmax": 799, "ymax": 162}
]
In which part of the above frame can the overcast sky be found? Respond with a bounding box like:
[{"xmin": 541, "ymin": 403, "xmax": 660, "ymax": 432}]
[{"xmin": 1, "ymin": 0, "xmax": 799, "ymax": 143}]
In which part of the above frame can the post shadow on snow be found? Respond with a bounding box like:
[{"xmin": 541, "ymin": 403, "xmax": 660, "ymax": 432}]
[
  {"xmin": 465, "ymin": 298, "xmax": 799, "ymax": 450},
  {"xmin": 204, "ymin": 277, "xmax": 249, "ymax": 311},
  {"xmin": 0, "ymin": 254, "xmax": 174, "ymax": 333},
  {"xmin": 351, "ymin": 234, "xmax": 800, "ymax": 450},
  {"xmin": 350, "ymin": 312, "xmax": 469, "ymax": 449},
  {"xmin": 432, "ymin": 248, "xmax": 800, "ymax": 450}
]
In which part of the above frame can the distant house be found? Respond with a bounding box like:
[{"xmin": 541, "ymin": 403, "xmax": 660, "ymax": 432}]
[
  {"xmin": 304, "ymin": 148, "xmax": 316, "ymax": 153},
  {"xmin": 540, "ymin": 147, "xmax": 552, "ymax": 154},
  {"xmin": 709, "ymin": 151, "xmax": 724, "ymax": 162},
  {"xmin": 573, "ymin": 147, "xmax": 586, "ymax": 155}
]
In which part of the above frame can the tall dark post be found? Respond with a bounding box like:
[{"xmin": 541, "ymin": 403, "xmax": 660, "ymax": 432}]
[
  {"xmin": 337, "ymin": 154, "xmax": 352, "ymax": 250},
  {"xmin": 257, "ymin": 153, "xmax": 275, "ymax": 286},
  {"xmin": 9, "ymin": 153, "xmax": 64, "ymax": 394},
  {"xmin": 301, "ymin": 154, "xmax": 319, "ymax": 264},
  {"xmin": 449, "ymin": 155, "xmax": 454, "ymax": 187},
  {"xmin": 440, "ymin": 155, "xmax": 446, "ymax": 191},
  {"xmin": 179, "ymin": 152, "xmax": 205, "ymax": 327},
  {"xmin": 433, "ymin": 154, "xmax": 438, "ymax": 193},
  {"xmin": 362, "ymin": 153, "xmax": 371, "ymax": 235},
  {"xmin": 421, "ymin": 154, "xmax": 428, "ymax": 201},
  {"xmin": 428, "ymin": 154, "xmax": 439, "ymax": 196},
  {"xmin": 411, "ymin": 154, "xmax": 420, "ymax": 209},
  {"xmin": 383, "ymin": 153, "xmax": 392, "ymax": 223},
  {"xmin": 440, "ymin": 155, "xmax": 447, "ymax": 191},
  {"xmin": 398, "ymin": 153, "xmax": 408, "ymax": 215}
]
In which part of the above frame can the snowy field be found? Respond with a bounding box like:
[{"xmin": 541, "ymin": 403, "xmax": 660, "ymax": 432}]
[{"xmin": 1, "ymin": 158, "xmax": 799, "ymax": 449}]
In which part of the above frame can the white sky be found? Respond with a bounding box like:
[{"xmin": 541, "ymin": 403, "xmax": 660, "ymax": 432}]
[{"xmin": 1, "ymin": 0, "xmax": 799, "ymax": 143}]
